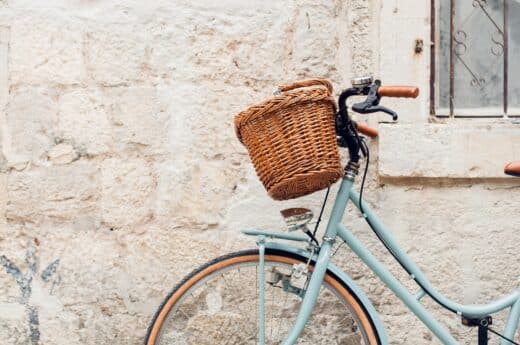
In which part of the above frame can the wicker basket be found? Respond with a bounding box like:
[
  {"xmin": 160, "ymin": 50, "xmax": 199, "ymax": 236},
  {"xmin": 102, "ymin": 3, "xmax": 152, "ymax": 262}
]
[{"xmin": 234, "ymin": 79, "xmax": 343, "ymax": 200}]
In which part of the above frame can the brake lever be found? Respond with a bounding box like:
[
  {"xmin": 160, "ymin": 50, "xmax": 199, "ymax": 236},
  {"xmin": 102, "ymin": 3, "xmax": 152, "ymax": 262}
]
[
  {"xmin": 351, "ymin": 81, "xmax": 399, "ymax": 121},
  {"xmin": 365, "ymin": 105, "xmax": 398, "ymax": 121},
  {"xmin": 351, "ymin": 103, "xmax": 399, "ymax": 121},
  {"xmin": 352, "ymin": 103, "xmax": 398, "ymax": 121}
]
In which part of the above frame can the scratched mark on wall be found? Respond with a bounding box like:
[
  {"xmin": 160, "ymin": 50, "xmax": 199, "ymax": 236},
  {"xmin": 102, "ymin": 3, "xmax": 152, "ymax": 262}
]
[{"xmin": 0, "ymin": 244, "xmax": 60, "ymax": 345}]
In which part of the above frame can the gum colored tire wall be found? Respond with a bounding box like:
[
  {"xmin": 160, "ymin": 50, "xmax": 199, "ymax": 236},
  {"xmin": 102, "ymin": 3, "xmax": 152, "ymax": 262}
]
[{"xmin": 144, "ymin": 249, "xmax": 381, "ymax": 345}]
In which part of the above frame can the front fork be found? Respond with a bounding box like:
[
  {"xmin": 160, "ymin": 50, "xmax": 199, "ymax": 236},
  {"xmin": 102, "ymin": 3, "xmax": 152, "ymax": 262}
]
[
  {"xmin": 244, "ymin": 165, "xmax": 357, "ymax": 345},
  {"xmin": 257, "ymin": 235, "xmax": 267, "ymax": 345},
  {"xmin": 255, "ymin": 234, "xmax": 318, "ymax": 344},
  {"xmin": 255, "ymin": 233, "xmax": 333, "ymax": 345},
  {"xmin": 280, "ymin": 238, "xmax": 335, "ymax": 345}
]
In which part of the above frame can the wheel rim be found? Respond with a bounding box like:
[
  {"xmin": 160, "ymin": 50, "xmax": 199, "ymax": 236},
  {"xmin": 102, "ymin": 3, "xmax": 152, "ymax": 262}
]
[{"xmin": 148, "ymin": 253, "xmax": 377, "ymax": 345}]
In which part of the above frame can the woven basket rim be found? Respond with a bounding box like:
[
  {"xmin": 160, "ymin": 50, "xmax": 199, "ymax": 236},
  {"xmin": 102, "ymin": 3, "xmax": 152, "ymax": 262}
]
[
  {"xmin": 234, "ymin": 84, "xmax": 334, "ymax": 144},
  {"xmin": 233, "ymin": 78, "xmax": 341, "ymax": 200}
]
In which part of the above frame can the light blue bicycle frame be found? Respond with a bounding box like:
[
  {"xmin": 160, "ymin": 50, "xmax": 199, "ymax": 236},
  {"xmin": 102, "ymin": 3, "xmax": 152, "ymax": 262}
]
[{"xmin": 244, "ymin": 175, "xmax": 520, "ymax": 345}]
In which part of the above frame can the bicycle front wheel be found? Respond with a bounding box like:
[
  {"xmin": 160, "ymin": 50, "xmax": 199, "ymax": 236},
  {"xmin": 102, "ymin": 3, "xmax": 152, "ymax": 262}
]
[{"xmin": 145, "ymin": 249, "xmax": 380, "ymax": 345}]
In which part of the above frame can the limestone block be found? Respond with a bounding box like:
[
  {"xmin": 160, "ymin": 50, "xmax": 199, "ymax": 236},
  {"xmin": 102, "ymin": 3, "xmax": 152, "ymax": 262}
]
[
  {"xmin": 163, "ymin": 81, "xmax": 261, "ymax": 160},
  {"xmin": 154, "ymin": 83, "xmax": 252, "ymax": 228},
  {"xmin": 221, "ymin": 166, "xmax": 287, "ymax": 232},
  {"xmin": 101, "ymin": 158, "xmax": 154, "ymax": 228},
  {"xmin": 148, "ymin": 2, "xmax": 295, "ymax": 86},
  {"xmin": 154, "ymin": 160, "xmax": 233, "ymax": 229},
  {"xmin": 5, "ymin": 87, "xmax": 58, "ymax": 165},
  {"xmin": 47, "ymin": 143, "xmax": 77, "ymax": 165},
  {"xmin": 378, "ymin": 183, "xmax": 520, "ymax": 301},
  {"xmin": 86, "ymin": 27, "xmax": 147, "ymax": 85},
  {"xmin": 0, "ymin": 174, "xmax": 6, "ymax": 225},
  {"xmin": 379, "ymin": 123, "xmax": 520, "ymax": 178},
  {"xmin": 348, "ymin": 0, "xmax": 376, "ymax": 78},
  {"xmin": 0, "ymin": 152, "xmax": 6, "ymax": 173},
  {"xmin": 6, "ymin": 161, "xmax": 99, "ymax": 222},
  {"xmin": 10, "ymin": 17, "xmax": 84, "ymax": 85},
  {"xmin": 291, "ymin": 2, "xmax": 344, "ymax": 80},
  {"xmin": 0, "ymin": 318, "xmax": 29, "ymax": 345},
  {"xmin": 104, "ymin": 87, "xmax": 168, "ymax": 155},
  {"xmin": 57, "ymin": 89, "xmax": 112, "ymax": 156}
]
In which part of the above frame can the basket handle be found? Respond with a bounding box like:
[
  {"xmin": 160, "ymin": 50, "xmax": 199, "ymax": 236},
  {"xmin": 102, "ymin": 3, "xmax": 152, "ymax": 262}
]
[{"xmin": 277, "ymin": 79, "xmax": 333, "ymax": 94}]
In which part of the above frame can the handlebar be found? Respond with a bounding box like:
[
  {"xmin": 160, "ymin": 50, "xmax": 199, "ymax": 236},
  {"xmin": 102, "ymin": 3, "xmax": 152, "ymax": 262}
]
[
  {"xmin": 355, "ymin": 122, "xmax": 378, "ymax": 138},
  {"xmin": 378, "ymin": 86, "xmax": 419, "ymax": 98},
  {"xmin": 335, "ymin": 80, "xmax": 419, "ymax": 162}
]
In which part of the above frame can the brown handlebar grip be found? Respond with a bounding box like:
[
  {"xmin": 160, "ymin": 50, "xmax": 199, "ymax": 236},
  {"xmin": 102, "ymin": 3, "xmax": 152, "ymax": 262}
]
[
  {"xmin": 356, "ymin": 123, "xmax": 378, "ymax": 138},
  {"xmin": 378, "ymin": 86, "xmax": 419, "ymax": 98}
]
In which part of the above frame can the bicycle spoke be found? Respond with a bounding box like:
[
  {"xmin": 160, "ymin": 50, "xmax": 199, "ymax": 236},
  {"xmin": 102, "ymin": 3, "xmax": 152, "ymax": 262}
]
[
  {"xmin": 149, "ymin": 252, "xmax": 373, "ymax": 345},
  {"xmin": 276, "ymin": 292, "xmax": 289, "ymax": 342},
  {"xmin": 269, "ymin": 279, "xmax": 275, "ymax": 341}
]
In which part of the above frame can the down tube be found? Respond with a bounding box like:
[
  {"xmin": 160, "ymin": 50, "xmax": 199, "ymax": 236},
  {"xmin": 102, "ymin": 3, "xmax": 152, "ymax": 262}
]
[
  {"xmin": 282, "ymin": 177, "xmax": 354, "ymax": 345},
  {"xmin": 337, "ymin": 224, "xmax": 459, "ymax": 345}
]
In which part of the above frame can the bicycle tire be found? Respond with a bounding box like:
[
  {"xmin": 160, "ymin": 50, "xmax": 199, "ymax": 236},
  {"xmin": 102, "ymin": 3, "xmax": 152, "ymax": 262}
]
[{"xmin": 144, "ymin": 249, "xmax": 380, "ymax": 345}]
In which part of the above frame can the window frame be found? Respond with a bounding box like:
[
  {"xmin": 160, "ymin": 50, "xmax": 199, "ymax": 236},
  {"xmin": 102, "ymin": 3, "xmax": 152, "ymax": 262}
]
[{"xmin": 430, "ymin": 0, "xmax": 518, "ymax": 118}]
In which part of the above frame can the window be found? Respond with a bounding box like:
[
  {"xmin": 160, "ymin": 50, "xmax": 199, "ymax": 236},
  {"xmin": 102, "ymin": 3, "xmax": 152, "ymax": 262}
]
[{"xmin": 432, "ymin": 0, "xmax": 520, "ymax": 117}]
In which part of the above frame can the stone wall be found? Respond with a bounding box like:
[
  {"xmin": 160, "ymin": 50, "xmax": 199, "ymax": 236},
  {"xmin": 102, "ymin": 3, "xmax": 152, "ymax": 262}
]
[{"xmin": 0, "ymin": 1, "xmax": 518, "ymax": 345}]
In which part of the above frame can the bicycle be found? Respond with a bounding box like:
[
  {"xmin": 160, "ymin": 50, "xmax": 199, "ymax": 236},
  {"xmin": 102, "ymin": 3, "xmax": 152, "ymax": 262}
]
[{"xmin": 144, "ymin": 77, "xmax": 520, "ymax": 345}]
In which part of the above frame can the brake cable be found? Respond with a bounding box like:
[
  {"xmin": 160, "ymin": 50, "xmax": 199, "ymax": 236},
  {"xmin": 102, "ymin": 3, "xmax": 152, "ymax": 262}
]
[
  {"xmin": 353, "ymin": 128, "xmax": 459, "ymax": 314},
  {"xmin": 312, "ymin": 187, "xmax": 330, "ymax": 240},
  {"xmin": 338, "ymin": 85, "xmax": 459, "ymax": 315},
  {"xmin": 481, "ymin": 323, "xmax": 519, "ymax": 345}
]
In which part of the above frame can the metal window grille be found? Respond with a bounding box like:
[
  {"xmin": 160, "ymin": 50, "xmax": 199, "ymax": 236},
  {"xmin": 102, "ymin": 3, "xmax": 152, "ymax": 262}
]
[{"xmin": 432, "ymin": 0, "xmax": 520, "ymax": 117}]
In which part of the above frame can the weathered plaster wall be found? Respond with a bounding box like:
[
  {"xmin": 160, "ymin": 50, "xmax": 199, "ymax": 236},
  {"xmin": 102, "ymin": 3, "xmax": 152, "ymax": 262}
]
[
  {"xmin": 375, "ymin": 0, "xmax": 520, "ymax": 344},
  {"xmin": 0, "ymin": 1, "xmax": 518, "ymax": 345}
]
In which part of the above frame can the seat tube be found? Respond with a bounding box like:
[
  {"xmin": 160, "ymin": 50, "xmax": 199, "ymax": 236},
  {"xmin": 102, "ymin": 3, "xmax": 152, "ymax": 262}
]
[
  {"xmin": 502, "ymin": 292, "xmax": 520, "ymax": 345},
  {"xmin": 282, "ymin": 167, "xmax": 357, "ymax": 345}
]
